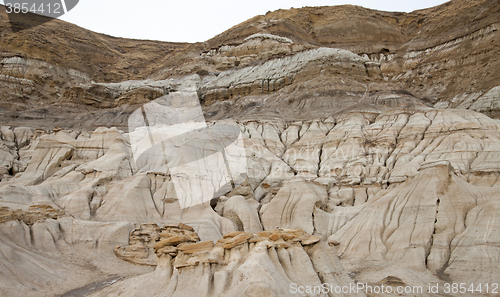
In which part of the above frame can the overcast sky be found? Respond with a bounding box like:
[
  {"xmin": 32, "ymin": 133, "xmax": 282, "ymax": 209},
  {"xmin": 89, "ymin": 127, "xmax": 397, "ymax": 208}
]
[{"xmin": 1, "ymin": 0, "xmax": 450, "ymax": 42}]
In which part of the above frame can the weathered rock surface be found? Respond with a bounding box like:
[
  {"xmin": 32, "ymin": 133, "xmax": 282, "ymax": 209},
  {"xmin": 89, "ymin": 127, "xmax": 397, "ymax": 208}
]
[
  {"xmin": 1, "ymin": 0, "xmax": 499, "ymax": 130},
  {"xmin": 1, "ymin": 0, "xmax": 500, "ymax": 296},
  {"xmin": 198, "ymin": 47, "xmax": 371, "ymax": 104},
  {"xmin": 104, "ymin": 227, "xmax": 362, "ymax": 297},
  {"xmin": 328, "ymin": 160, "xmax": 500, "ymax": 280},
  {"xmin": 113, "ymin": 223, "xmax": 200, "ymax": 266},
  {"xmin": 0, "ymin": 214, "xmax": 150, "ymax": 297},
  {"xmin": 1, "ymin": 106, "xmax": 500, "ymax": 295}
]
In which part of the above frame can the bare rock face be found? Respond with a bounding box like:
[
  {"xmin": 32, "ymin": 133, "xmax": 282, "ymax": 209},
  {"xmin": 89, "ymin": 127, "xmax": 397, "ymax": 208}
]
[
  {"xmin": 2, "ymin": 0, "xmax": 499, "ymax": 130},
  {"xmin": 198, "ymin": 47, "xmax": 371, "ymax": 104},
  {"xmin": 114, "ymin": 223, "xmax": 200, "ymax": 266},
  {"xmin": 0, "ymin": 204, "xmax": 66, "ymax": 225},
  {"xmin": 105, "ymin": 227, "xmax": 362, "ymax": 297},
  {"xmin": 261, "ymin": 180, "xmax": 327, "ymax": 234},
  {"xmin": 0, "ymin": 214, "xmax": 140, "ymax": 297},
  {"xmin": 1, "ymin": 1, "xmax": 500, "ymax": 296},
  {"xmin": 446, "ymin": 197, "xmax": 500, "ymax": 284},
  {"xmin": 1, "ymin": 106, "xmax": 499, "ymax": 295},
  {"xmin": 328, "ymin": 160, "xmax": 498, "ymax": 276},
  {"xmin": 222, "ymin": 195, "xmax": 262, "ymax": 233}
]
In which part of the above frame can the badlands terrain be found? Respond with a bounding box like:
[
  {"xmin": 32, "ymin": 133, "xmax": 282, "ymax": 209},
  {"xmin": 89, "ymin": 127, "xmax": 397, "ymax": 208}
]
[{"xmin": 1, "ymin": 0, "xmax": 500, "ymax": 296}]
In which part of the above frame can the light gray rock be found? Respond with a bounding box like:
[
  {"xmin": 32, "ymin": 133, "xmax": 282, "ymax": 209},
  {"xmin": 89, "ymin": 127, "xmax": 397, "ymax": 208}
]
[{"xmin": 223, "ymin": 195, "xmax": 262, "ymax": 232}]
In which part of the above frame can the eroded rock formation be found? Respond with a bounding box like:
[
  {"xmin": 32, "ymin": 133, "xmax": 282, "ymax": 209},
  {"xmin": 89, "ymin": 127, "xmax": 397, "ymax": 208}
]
[
  {"xmin": 1, "ymin": 105, "xmax": 499, "ymax": 295},
  {"xmin": 1, "ymin": 0, "xmax": 500, "ymax": 296},
  {"xmin": 109, "ymin": 225, "xmax": 361, "ymax": 297}
]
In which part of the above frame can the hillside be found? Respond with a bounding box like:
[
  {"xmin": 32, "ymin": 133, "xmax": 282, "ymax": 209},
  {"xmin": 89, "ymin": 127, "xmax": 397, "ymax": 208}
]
[
  {"xmin": 1, "ymin": 0, "xmax": 500, "ymax": 130},
  {"xmin": 1, "ymin": 1, "xmax": 500, "ymax": 296}
]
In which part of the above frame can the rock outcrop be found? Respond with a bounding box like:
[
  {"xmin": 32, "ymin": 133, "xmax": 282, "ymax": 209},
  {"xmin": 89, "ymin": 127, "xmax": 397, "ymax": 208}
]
[
  {"xmin": 1, "ymin": 0, "xmax": 500, "ymax": 296},
  {"xmin": 1, "ymin": 0, "xmax": 500, "ymax": 130},
  {"xmin": 1, "ymin": 106, "xmax": 500, "ymax": 295},
  {"xmin": 107, "ymin": 226, "xmax": 362, "ymax": 297},
  {"xmin": 328, "ymin": 160, "xmax": 500, "ymax": 281},
  {"xmin": 0, "ymin": 214, "xmax": 146, "ymax": 297}
]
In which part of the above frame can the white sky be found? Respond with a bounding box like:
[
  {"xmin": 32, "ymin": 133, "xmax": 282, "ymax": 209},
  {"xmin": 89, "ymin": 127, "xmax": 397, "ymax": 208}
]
[{"xmin": 1, "ymin": 0, "xmax": 450, "ymax": 42}]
